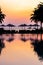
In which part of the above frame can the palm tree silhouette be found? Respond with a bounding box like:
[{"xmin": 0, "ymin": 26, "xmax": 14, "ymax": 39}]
[
  {"xmin": 31, "ymin": 40, "xmax": 43, "ymax": 61},
  {"xmin": 0, "ymin": 8, "xmax": 5, "ymax": 23},
  {"xmin": 30, "ymin": 2, "xmax": 43, "ymax": 40},
  {"xmin": 0, "ymin": 39, "xmax": 5, "ymax": 54}
]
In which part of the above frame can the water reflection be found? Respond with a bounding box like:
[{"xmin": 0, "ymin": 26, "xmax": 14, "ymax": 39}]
[
  {"xmin": 6, "ymin": 34, "xmax": 14, "ymax": 42},
  {"xmin": 0, "ymin": 38, "xmax": 5, "ymax": 54},
  {"xmin": 20, "ymin": 34, "xmax": 28, "ymax": 42},
  {"xmin": 7, "ymin": 37, "xmax": 14, "ymax": 42},
  {"xmin": 20, "ymin": 34, "xmax": 43, "ymax": 61},
  {"xmin": 20, "ymin": 34, "xmax": 41, "ymax": 42},
  {"xmin": 0, "ymin": 33, "xmax": 43, "ymax": 63},
  {"xmin": 31, "ymin": 39, "xmax": 43, "ymax": 61},
  {"xmin": 0, "ymin": 34, "xmax": 15, "ymax": 54}
]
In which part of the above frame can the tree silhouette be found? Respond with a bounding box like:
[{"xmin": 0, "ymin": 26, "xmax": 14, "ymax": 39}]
[
  {"xmin": 30, "ymin": 2, "xmax": 43, "ymax": 40},
  {"xmin": 31, "ymin": 40, "xmax": 43, "ymax": 61},
  {"xmin": 0, "ymin": 8, "xmax": 5, "ymax": 23},
  {"xmin": 0, "ymin": 39, "xmax": 5, "ymax": 54}
]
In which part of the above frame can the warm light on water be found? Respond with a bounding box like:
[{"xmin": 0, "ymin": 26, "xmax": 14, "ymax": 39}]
[{"xmin": 0, "ymin": 34, "xmax": 43, "ymax": 65}]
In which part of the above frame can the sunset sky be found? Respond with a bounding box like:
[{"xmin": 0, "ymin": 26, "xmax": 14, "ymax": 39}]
[{"xmin": 0, "ymin": 0, "xmax": 43, "ymax": 25}]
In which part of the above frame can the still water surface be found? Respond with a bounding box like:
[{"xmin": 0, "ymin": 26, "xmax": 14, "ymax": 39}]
[{"xmin": 0, "ymin": 34, "xmax": 43, "ymax": 65}]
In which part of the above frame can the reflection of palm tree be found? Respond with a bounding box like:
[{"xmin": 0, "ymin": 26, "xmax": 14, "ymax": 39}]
[
  {"xmin": 31, "ymin": 40, "xmax": 43, "ymax": 61},
  {"xmin": 30, "ymin": 2, "xmax": 43, "ymax": 40},
  {"xmin": 0, "ymin": 8, "xmax": 5, "ymax": 23},
  {"xmin": 0, "ymin": 39, "xmax": 5, "ymax": 54}
]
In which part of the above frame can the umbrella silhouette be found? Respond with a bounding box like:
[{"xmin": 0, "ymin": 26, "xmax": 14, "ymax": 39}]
[
  {"xmin": 28, "ymin": 24, "xmax": 33, "ymax": 26},
  {"xmin": 0, "ymin": 24, "xmax": 5, "ymax": 30},
  {"xmin": 28, "ymin": 24, "xmax": 33, "ymax": 29},
  {"xmin": 18, "ymin": 24, "xmax": 27, "ymax": 30},
  {"xmin": 6, "ymin": 24, "xmax": 15, "ymax": 30},
  {"xmin": 0, "ymin": 24, "xmax": 5, "ymax": 27},
  {"xmin": 28, "ymin": 24, "xmax": 39, "ymax": 26},
  {"xmin": 33, "ymin": 24, "xmax": 40, "ymax": 30},
  {"xmin": 28, "ymin": 24, "xmax": 39, "ymax": 29},
  {"xmin": 32, "ymin": 24, "xmax": 39, "ymax": 27}
]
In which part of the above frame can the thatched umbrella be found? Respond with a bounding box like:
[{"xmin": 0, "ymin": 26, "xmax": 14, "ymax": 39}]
[
  {"xmin": 28, "ymin": 24, "xmax": 39, "ymax": 29},
  {"xmin": 0, "ymin": 24, "xmax": 5, "ymax": 30},
  {"xmin": 6, "ymin": 24, "xmax": 15, "ymax": 30},
  {"xmin": 18, "ymin": 24, "xmax": 27, "ymax": 30},
  {"xmin": 1, "ymin": 24, "xmax": 5, "ymax": 27},
  {"xmin": 28, "ymin": 24, "xmax": 33, "ymax": 29},
  {"xmin": 33, "ymin": 24, "xmax": 39, "ymax": 26}
]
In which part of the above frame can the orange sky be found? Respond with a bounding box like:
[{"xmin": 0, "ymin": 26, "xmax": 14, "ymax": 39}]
[{"xmin": 0, "ymin": 0, "xmax": 43, "ymax": 25}]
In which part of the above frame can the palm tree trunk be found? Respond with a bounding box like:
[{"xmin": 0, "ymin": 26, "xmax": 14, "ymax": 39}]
[{"xmin": 40, "ymin": 22, "xmax": 42, "ymax": 41}]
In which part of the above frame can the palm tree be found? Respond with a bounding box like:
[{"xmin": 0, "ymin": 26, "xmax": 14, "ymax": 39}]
[
  {"xmin": 0, "ymin": 8, "xmax": 5, "ymax": 23},
  {"xmin": 30, "ymin": 2, "xmax": 43, "ymax": 40}
]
